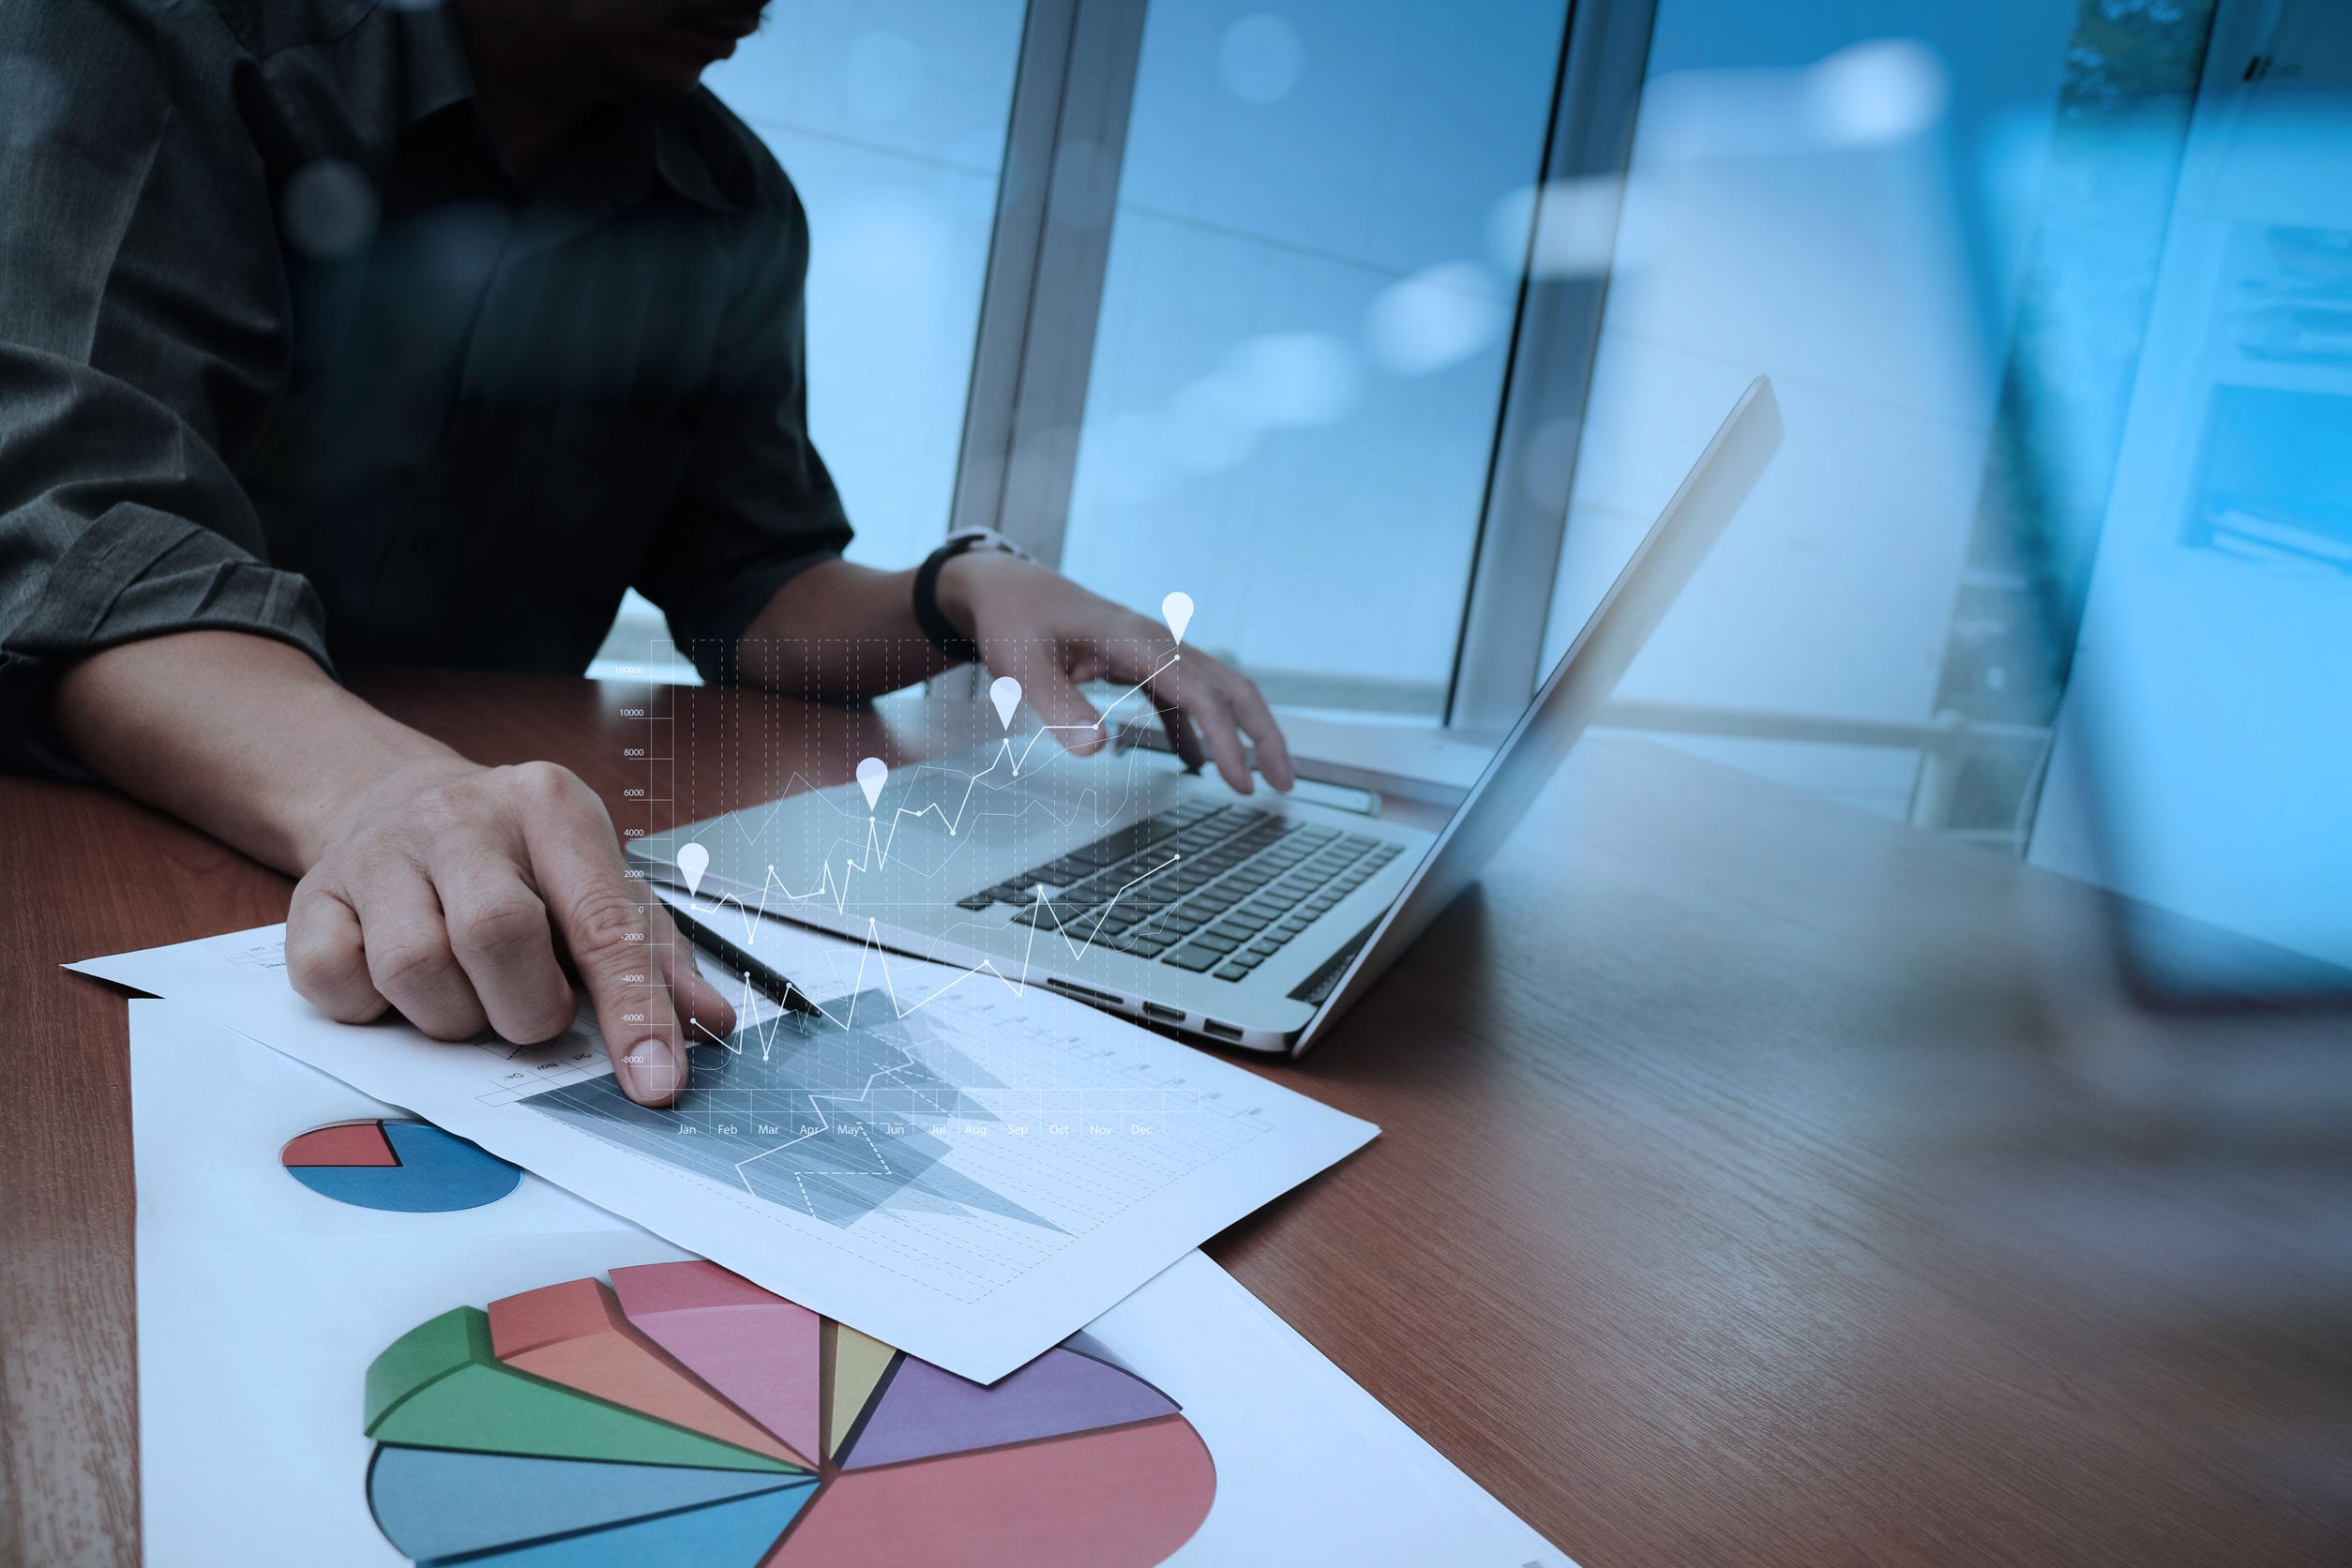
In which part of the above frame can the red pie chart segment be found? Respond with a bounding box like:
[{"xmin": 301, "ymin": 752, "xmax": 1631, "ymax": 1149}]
[
  {"xmin": 762, "ymin": 1415, "xmax": 1216, "ymax": 1568},
  {"xmin": 281, "ymin": 1121, "xmax": 399, "ymax": 1167}
]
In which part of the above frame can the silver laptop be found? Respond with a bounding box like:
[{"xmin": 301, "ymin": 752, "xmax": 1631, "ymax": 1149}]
[{"xmin": 632, "ymin": 378, "xmax": 1781, "ymax": 1054}]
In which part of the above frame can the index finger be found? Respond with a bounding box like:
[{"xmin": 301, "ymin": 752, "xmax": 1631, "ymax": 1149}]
[
  {"xmin": 1155, "ymin": 667, "xmax": 1254, "ymax": 793},
  {"xmin": 1156, "ymin": 697, "xmax": 1207, "ymax": 776},
  {"xmin": 1217, "ymin": 667, "xmax": 1297, "ymax": 791},
  {"xmin": 510, "ymin": 767, "xmax": 689, "ymax": 1106}
]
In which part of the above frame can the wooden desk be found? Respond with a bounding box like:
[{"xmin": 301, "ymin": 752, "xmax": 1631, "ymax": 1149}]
[{"xmin": 4, "ymin": 668, "xmax": 2348, "ymax": 1567}]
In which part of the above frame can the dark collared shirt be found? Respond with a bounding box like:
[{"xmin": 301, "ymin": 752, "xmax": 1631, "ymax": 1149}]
[{"xmin": 0, "ymin": 0, "xmax": 850, "ymax": 769}]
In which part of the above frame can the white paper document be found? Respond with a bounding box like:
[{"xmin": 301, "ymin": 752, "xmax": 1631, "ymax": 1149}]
[
  {"xmin": 77, "ymin": 920, "xmax": 1377, "ymax": 1381},
  {"xmin": 129, "ymin": 1002, "xmax": 1570, "ymax": 1568}
]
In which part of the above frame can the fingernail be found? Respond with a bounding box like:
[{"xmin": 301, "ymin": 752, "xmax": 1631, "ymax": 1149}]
[{"xmin": 619, "ymin": 1037, "xmax": 680, "ymax": 1104}]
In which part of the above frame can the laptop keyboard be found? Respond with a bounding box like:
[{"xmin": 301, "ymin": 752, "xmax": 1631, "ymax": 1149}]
[{"xmin": 953, "ymin": 802, "xmax": 1404, "ymax": 982}]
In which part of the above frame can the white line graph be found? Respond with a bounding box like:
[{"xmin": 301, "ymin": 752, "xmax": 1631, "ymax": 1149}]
[
  {"xmin": 686, "ymin": 852, "xmax": 1180, "ymax": 1054},
  {"xmin": 685, "ymin": 651, "xmax": 1184, "ymax": 869},
  {"xmin": 699, "ymin": 756, "xmax": 1168, "ymax": 921}
]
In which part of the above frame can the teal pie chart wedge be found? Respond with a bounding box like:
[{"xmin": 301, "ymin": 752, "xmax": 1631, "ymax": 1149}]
[{"xmin": 279, "ymin": 1119, "xmax": 523, "ymax": 1213}]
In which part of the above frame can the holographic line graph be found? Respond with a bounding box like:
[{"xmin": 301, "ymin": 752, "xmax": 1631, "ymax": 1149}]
[
  {"xmin": 641, "ymin": 600, "xmax": 1217, "ymax": 1052},
  {"xmin": 705, "ymin": 749, "xmax": 1173, "ymax": 918},
  {"xmin": 686, "ymin": 864, "xmax": 1175, "ymax": 1056},
  {"xmin": 676, "ymin": 648, "xmax": 1184, "ymax": 875}
]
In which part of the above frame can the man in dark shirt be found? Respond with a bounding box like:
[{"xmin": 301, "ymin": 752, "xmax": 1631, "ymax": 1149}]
[{"xmin": 0, "ymin": 0, "xmax": 1294, "ymax": 1104}]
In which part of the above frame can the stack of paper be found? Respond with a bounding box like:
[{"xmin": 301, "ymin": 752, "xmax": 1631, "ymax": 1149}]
[{"xmin": 126, "ymin": 1000, "xmax": 1574, "ymax": 1566}]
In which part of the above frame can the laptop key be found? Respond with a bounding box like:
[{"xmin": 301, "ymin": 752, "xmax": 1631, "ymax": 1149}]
[
  {"xmin": 1214, "ymin": 963, "xmax": 1252, "ymax": 981},
  {"xmin": 1164, "ymin": 944, "xmax": 1221, "ymax": 972},
  {"xmin": 955, "ymin": 892, "xmax": 994, "ymax": 910}
]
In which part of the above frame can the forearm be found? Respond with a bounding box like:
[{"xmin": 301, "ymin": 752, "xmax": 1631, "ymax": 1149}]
[
  {"xmin": 732, "ymin": 557, "xmax": 958, "ymax": 699},
  {"xmin": 53, "ymin": 631, "xmax": 468, "ymax": 875}
]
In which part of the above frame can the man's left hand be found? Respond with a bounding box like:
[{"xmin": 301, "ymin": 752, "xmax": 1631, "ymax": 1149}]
[{"xmin": 935, "ymin": 553, "xmax": 1298, "ymax": 794}]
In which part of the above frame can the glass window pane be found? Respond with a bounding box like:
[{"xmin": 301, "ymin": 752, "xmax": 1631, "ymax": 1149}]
[
  {"xmin": 705, "ymin": 1, "xmax": 1027, "ymax": 569},
  {"xmin": 1057, "ymin": 0, "xmax": 1572, "ymax": 716},
  {"xmin": 1540, "ymin": 0, "xmax": 2209, "ymax": 836}
]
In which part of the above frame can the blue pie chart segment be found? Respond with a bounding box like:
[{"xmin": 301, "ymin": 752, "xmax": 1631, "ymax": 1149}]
[{"xmin": 281, "ymin": 1120, "xmax": 523, "ymax": 1212}]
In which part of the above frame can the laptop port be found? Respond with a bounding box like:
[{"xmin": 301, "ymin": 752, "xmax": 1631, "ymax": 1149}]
[
  {"xmin": 1048, "ymin": 978, "xmax": 1119, "ymax": 1004},
  {"xmin": 1202, "ymin": 1019, "xmax": 1244, "ymax": 1042},
  {"xmin": 1140, "ymin": 1002, "xmax": 1184, "ymax": 1024}
]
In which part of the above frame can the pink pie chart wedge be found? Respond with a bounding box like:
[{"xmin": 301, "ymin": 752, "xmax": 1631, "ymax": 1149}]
[{"xmin": 612, "ymin": 1261, "xmax": 824, "ymax": 1464}]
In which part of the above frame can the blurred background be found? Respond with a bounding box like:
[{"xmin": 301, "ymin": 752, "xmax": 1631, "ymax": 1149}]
[{"xmin": 593, "ymin": 0, "xmax": 2351, "ymax": 998}]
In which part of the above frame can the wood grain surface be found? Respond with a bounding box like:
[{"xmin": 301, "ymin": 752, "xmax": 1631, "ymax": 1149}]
[{"xmin": 3, "ymin": 667, "xmax": 2348, "ymax": 1567}]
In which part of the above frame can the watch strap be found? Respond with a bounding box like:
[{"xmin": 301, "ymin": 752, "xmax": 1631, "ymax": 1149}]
[
  {"xmin": 912, "ymin": 534, "xmax": 1003, "ymax": 661},
  {"xmin": 912, "ymin": 539, "xmax": 975, "ymax": 661}
]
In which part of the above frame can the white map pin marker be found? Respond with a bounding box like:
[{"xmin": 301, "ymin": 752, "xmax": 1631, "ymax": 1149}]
[
  {"xmin": 674, "ymin": 840, "xmax": 709, "ymax": 897},
  {"xmin": 1161, "ymin": 591, "xmax": 1194, "ymax": 645},
  {"xmin": 856, "ymin": 756, "xmax": 887, "ymax": 811},
  {"xmin": 989, "ymin": 675, "xmax": 1022, "ymax": 730}
]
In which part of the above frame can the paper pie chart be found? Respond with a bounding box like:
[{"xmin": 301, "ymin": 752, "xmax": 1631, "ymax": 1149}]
[
  {"xmin": 280, "ymin": 1119, "xmax": 522, "ymax": 1212},
  {"xmin": 362, "ymin": 1261, "xmax": 1216, "ymax": 1566}
]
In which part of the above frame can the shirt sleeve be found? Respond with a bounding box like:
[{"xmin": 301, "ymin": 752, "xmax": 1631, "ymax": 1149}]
[
  {"xmin": 630, "ymin": 168, "xmax": 854, "ymax": 686},
  {"xmin": 0, "ymin": 0, "xmax": 331, "ymax": 776}
]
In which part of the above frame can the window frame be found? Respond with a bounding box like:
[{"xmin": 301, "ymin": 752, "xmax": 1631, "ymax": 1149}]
[
  {"xmin": 1443, "ymin": 0, "xmax": 1655, "ymax": 731},
  {"xmin": 947, "ymin": 0, "xmax": 1150, "ymax": 566},
  {"xmin": 946, "ymin": 0, "xmax": 1653, "ymax": 724}
]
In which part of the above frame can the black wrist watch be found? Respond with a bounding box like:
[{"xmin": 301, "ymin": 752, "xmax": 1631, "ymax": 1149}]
[{"xmin": 912, "ymin": 527, "xmax": 1028, "ymax": 663}]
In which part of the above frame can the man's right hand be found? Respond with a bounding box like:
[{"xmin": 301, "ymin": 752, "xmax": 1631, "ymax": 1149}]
[
  {"xmin": 285, "ymin": 757, "xmax": 733, "ymax": 1106},
  {"xmin": 53, "ymin": 631, "xmax": 729, "ymax": 1108}
]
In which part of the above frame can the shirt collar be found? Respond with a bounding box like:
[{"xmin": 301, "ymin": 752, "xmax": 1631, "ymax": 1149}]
[{"xmin": 650, "ymin": 107, "xmax": 743, "ymax": 213}]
